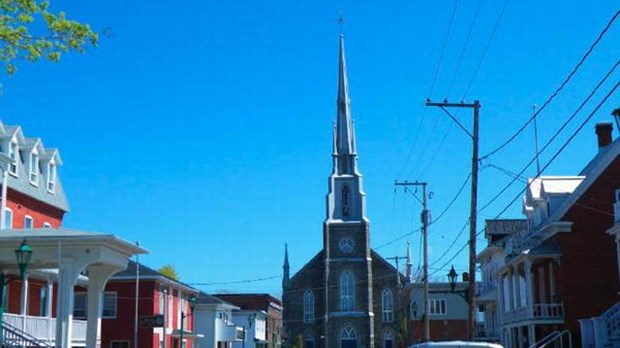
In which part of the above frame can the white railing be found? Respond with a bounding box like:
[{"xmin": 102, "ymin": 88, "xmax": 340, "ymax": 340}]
[
  {"xmin": 215, "ymin": 317, "xmax": 239, "ymax": 342},
  {"xmin": 503, "ymin": 303, "xmax": 564, "ymax": 324},
  {"xmin": 3, "ymin": 313, "xmax": 87, "ymax": 344},
  {"xmin": 533, "ymin": 303, "xmax": 564, "ymax": 320}
]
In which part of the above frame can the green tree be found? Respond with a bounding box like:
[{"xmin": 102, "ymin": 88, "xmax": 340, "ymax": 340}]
[
  {"xmin": 158, "ymin": 264, "xmax": 179, "ymax": 281},
  {"xmin": 0, "ymin": 0, "xmax": 97, "ymax": 74}
]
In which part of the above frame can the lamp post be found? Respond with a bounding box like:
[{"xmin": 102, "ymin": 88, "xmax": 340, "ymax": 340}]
[
  {"xmin": 447, "ymin": 265, "xmax": 470, "ymax": 303},
  {"xmin": 0, "ymin": 239, "xmax": 33, "ymax": 342},
  {"xmin": 179, "ymin": 294, "xmax": 197, "ymax": 348}
]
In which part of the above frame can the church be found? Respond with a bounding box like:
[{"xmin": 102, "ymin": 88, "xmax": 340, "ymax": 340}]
[{"xmin": 282, "ymin": 35, "xmax": 410, "ymax": 348}]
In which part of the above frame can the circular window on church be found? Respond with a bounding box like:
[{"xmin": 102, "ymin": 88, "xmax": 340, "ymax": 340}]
[{"xmin": 339, "ymin": 238, "xmax": 355, "ymax": 253}]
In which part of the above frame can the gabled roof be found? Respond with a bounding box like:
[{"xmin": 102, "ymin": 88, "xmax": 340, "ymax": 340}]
[
  {"xmin": 552, "ymin": 136, "xmax": 620, "ymax": 222},
  {"xmin": 0, "ymin": 121, "xmax": 69, "ymax": 212},
  {"xmin": 110, "ymin": 260, "xmax": 200, "ymax": 294}
]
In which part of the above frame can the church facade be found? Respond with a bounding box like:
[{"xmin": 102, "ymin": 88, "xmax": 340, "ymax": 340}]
[{"xmin": 282, "ymin": 36, "xmax": 409, "ymax": 348}]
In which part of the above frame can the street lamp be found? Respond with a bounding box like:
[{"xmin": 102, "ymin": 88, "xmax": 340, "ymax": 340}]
[
  {"xmin": 447, "ymin": 265, "xmax": 469, "ymax": 303},
  {"xmin": 179, "ymin": 294, "xmax": 197, "ymax": 348},
  {"xmin": 0, "ymin": 239, "xmax": 33, "ymax": 341}
]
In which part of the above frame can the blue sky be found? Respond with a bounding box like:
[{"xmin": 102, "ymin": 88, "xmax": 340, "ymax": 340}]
[{"xmin": 0, "ymin": 1, "xmax": 618, "ymax": 295}]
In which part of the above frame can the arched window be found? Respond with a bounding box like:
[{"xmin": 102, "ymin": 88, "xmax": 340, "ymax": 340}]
[
  {"xmin": 341, "ymin": 326, "xmax": 357, "ymax": 348},
  {"xmin": 303, "ymin": 290, "xmax": 314, "ymax": 323},
  {"xmin": 342, "ymin": 185, "xmax": 350, "ymax": 216},
  {"xmin": 381, "ymin": 289, "xmax": 393, "ymax": 322},
  {"xmin": 340, "ymin": 272, "xmax": 354, "ymax": 311},
  {"xmin": 304, "ymin": 333, "xmax": 315, "ymax": 348},
  {"xmin": 384, "ymin": 331, "xmax": 394, "ymax": 348}
]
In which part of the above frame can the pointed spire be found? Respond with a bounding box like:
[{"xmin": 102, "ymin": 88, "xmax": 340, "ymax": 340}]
[
  {"xmin": 283, "ymin": 243, "xmax": 290, "ymax": 288},
  {"xmin": 334, "ymin": 35, "xmax": 358, "ymax": 175},
  {"xmin": 406, "ymin": 241, "xmax": 412, "ymax": 283}
]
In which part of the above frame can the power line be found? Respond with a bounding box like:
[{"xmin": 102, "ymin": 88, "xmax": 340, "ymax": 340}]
[
  {"xmin": 461, "ymin": 0, "xmax": 510, "ymax": 99},
  {"xmin": 446, "ymin": 0, "xmax": 483, "ymax": 98},
  {"xmin": 480, "ymin": 9, "xmax": 620, "ymax": 160},
  {"xmin": 478, "ymin": 59, "xmax": 619, "ymax": 213},
  {"xmin": 428, "ymin": 0, "xmax": 461, "ymax": 98},
  {"xmin": 431, "ymin": 81, "xmax": 619, "ymax": 276}
]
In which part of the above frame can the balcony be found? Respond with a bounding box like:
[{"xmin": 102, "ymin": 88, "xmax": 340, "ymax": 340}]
[
  {"xmin": 503, "ymin": 303, "xmax": 564, "ymax": 325},
  {"xmin": 3, "ymin": 313, "xmax": 87, "ymax": 345},
  {"xmin": 215, "ymin": 317, "xmax": 241, "ymax": 342},
  {"xmin": 476, "ymin": 282, "xmax": 497, "ymax": 302}
]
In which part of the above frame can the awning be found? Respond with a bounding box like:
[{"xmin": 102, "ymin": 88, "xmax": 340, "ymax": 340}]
[{"xmin": 171, "ymin": 329, "xmax": 204, "ymax": 339}]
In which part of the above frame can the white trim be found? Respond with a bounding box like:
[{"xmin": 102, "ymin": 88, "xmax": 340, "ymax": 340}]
[
  {"xmin": 46, "ymin": 161, "xmax": 56, "ymax": 194},
  {"xmin": 43, "ymin": 222, "xmax": 51, "ymax": 228},
  {"xmin": 8, "ymin": 141, "xmax": 18, "ymax": 177},
  {"xmin": 29, "ymin": 151, "xmax": 39, "ymax": 186},
  {"xmin": 24, "ymin": 215, "xmax": 33, "ymax": 229},
  {"xmin": 428, "ymin": 298, "xmax": 447, "ymax": 316},
  {"xmin": 4, "ymin": 207, "xmax": 13, "ymax": 229},
  {"xmin": 103, "ymin": 291, "xmax": 118, "ymax": 319}
]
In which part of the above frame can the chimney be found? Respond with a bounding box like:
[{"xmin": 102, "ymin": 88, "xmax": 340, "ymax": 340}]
[{"xmin": 595, "ymin": 122, "xmax": 613, "ymax": 149}]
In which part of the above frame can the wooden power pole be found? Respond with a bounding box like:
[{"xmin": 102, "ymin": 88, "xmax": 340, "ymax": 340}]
[
  {"xmin": 425, "ymin": 100, "xmax": 480, "ymax": 340},
  {"xmin": 394, "ymin": 181, "xmax": 429, "ymax": 341}
]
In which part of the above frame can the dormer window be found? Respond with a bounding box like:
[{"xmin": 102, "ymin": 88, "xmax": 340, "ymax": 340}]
[
  {"xmin": 29, "ymin": 152, "xmax": 39, "ymax": 185},
  {"xmin": 47, "ymin": 162, "xmax": 56, "ymax": 193},
  {"xmin": 8, "ymin": 142, "xmax": 18, "ymax": 176}
]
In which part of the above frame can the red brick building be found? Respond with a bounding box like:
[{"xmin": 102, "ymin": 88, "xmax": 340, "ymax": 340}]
[
  {"xmin": 489, "ymin": 122, "xmax": 620, "ymax": 348},
  {"xmin": 100, "ymin": 261, "xmax": 201, "ymax": 348}
]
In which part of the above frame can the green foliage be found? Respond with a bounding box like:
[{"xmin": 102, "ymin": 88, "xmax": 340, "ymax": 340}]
[
  {"xmin": 0, "ymin": 0, "xmax": 97, "ymax": 74},
  {"xmin": 158, "ymin": 264, "xmax": 180, "ymax": 281},
  {"xmin": 292, "ymin": 334, "xmax": 303, "ymax": 348}
]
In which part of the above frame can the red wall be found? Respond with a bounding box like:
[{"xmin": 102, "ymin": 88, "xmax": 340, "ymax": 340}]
[
  {"xmin": 409, "ymin": 319, "xmax": 469, "ymax": 342},
  {"xmin": 555, "ymin": 155, "xmax": 620, "ymax": 338},
  {"xmin": 101, "ymin": 280, "xmax": 196, "ymax": 348},
  {"xmin": 6, "ymin": 189, "xmax": 64, "ymax": 228}
]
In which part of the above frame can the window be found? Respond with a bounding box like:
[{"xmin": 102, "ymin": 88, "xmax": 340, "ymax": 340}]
[
  {"xmin": 74, "ymin": 293, "xmax": 87, "ymax": 319},
  {"xmin": 40, "ymin": 286, "xmax": 48, "ymax": 316},
  {"xmin": 381, "ymin": 289, "xmax": 393, "ymax": 322},
  {"xmin": 4, "ymin": 208, "xmax": 13, "ymax": 229},
  {"xmin": 342, "ymin": 185, "xmax": 350, "ymax": 216},
  {"xmin": 103, "ymin": 292, "xmax": 117, "ymax": 318},
  {"xmin": 429, "ymin": 299, "xmax": 447, "ymax": 316},
  {"xmin": 43, "ymin": 222, "xmax": 51, "ymax": 228},
  {"xmin": 304, "ymin": 334, "xmax": 314, "ymax": 348},
  {"xmin": 303, "ymin": 290, "xmax": 314, "ymax": 323},
  {"xmin": 24, "ymin": 215, "xmax": 33, "ymax": 229},
  {"xmin": 110, "ymin": 341, "xmax": 130, "ymax": 348},
  {"xmin": 29, "ymin": 152, "xmax": 39, "ymax": 184},
  {"xmin": 47, "ymin": 162, "xmax": 56, "ymax": 193},
  {"xmin": 384, "ymin": 331, "xmax": 394, "ymax": 348},
  {"xmin": 341, "ymin": 327, "xmax": 356, "ymax": 348},
  {"xmin": 340, "ymin": 271, "xmax": 354, "ymax": 311},
  {"xmin": 158, "ymin": 288, "xmax": 167, "ymax": 314},
  {"xmin": 8, "ymin": 142, "xmax": 17, "ymax": 176}
]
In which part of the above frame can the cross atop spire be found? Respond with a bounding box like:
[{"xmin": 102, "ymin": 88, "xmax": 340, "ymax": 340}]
[{"xmin": 333, "ymin": 34, "xmax": 358, "ymax": 175}]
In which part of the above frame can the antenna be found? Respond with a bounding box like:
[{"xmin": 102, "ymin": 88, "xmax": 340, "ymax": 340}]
[{"xmin": 533, "ymin": 104, "xmax": 541, "ymax": 176}]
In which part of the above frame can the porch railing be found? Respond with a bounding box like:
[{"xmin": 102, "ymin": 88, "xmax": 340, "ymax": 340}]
[
  {"xmin": 503, "ymin": 302, "xmax": 564, "ymax": 324},
  {"xmin": 2, "ymin": 313, "xmax": 87, "ymax": 345}
]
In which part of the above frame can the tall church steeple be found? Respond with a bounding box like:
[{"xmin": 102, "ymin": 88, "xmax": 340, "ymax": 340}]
[
  {"xmin": 334, "ymin": 35, "xmax": 358, "ymax": 175},
  {"xmin": 283, "ymin": 243, "xmax": 290, "ymax": 287},
  {"xmin": 325, "ymin": 35, "xmax": 367, "ymax": 223}
]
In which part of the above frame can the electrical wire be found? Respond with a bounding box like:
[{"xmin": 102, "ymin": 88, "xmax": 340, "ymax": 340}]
[{"xmin": 480, "ymin": 9, "xmax": 620, "ymax": 160}]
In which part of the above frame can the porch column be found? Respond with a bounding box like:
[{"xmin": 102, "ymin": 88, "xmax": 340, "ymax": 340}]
[
  {"xmin": 616, "ymin": 236, "xmax": 620, "ymax": 283},
  {"xmin": 20, "ymin": 273, "xmax": 29, "ymax": 315},
  {"xmin": 497, "ymin": 273, "xmax": 505, "ymax": 328},
  {"xmin": 85, "ymin": 265, "xmax": 122, "ymax": 348},
  {"xmin": 548, "ymin": 262, "xmax": 556, "ymax": 302},
  {"xmin": 514, "ymin": 265, "xmax": 521, "ymax": 309},
  {"xmin": 508, "ymin": 268, "xmax": 515, "ymax": 311},
  {"xmin": 20, "ymin": 273, "xmax": 29, "ymax": 333},
  {"xmin": 46, "ymin": 278, "xmax": 54, "ymax": 318},
  {"xmin": 55, "ymin": 257, "xmax": 85, "ymax": 348},
  {"xmin": 528, "ymin": 324, "xmax": 535, "ymax": 347},
  {"xmin": 524, "ymin": 259, "xmax": 534, "ymax": 316},
  {"xmin": 517, "ymin": 326, "xmax": 523, "ymax": 348}
]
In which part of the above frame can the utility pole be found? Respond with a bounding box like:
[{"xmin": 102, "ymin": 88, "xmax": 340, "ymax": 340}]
[
  {"xmin": 394, "ymin": 181, "xmax": 429, "ymax": 341},
  {"xmin": 425, "ymin": 99, "xmax": 480, "ymax": 340}
]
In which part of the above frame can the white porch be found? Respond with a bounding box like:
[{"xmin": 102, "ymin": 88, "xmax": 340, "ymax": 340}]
[{"xmin": 0, "ymin": 229, "xmax": 147, "ymax": 348}]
